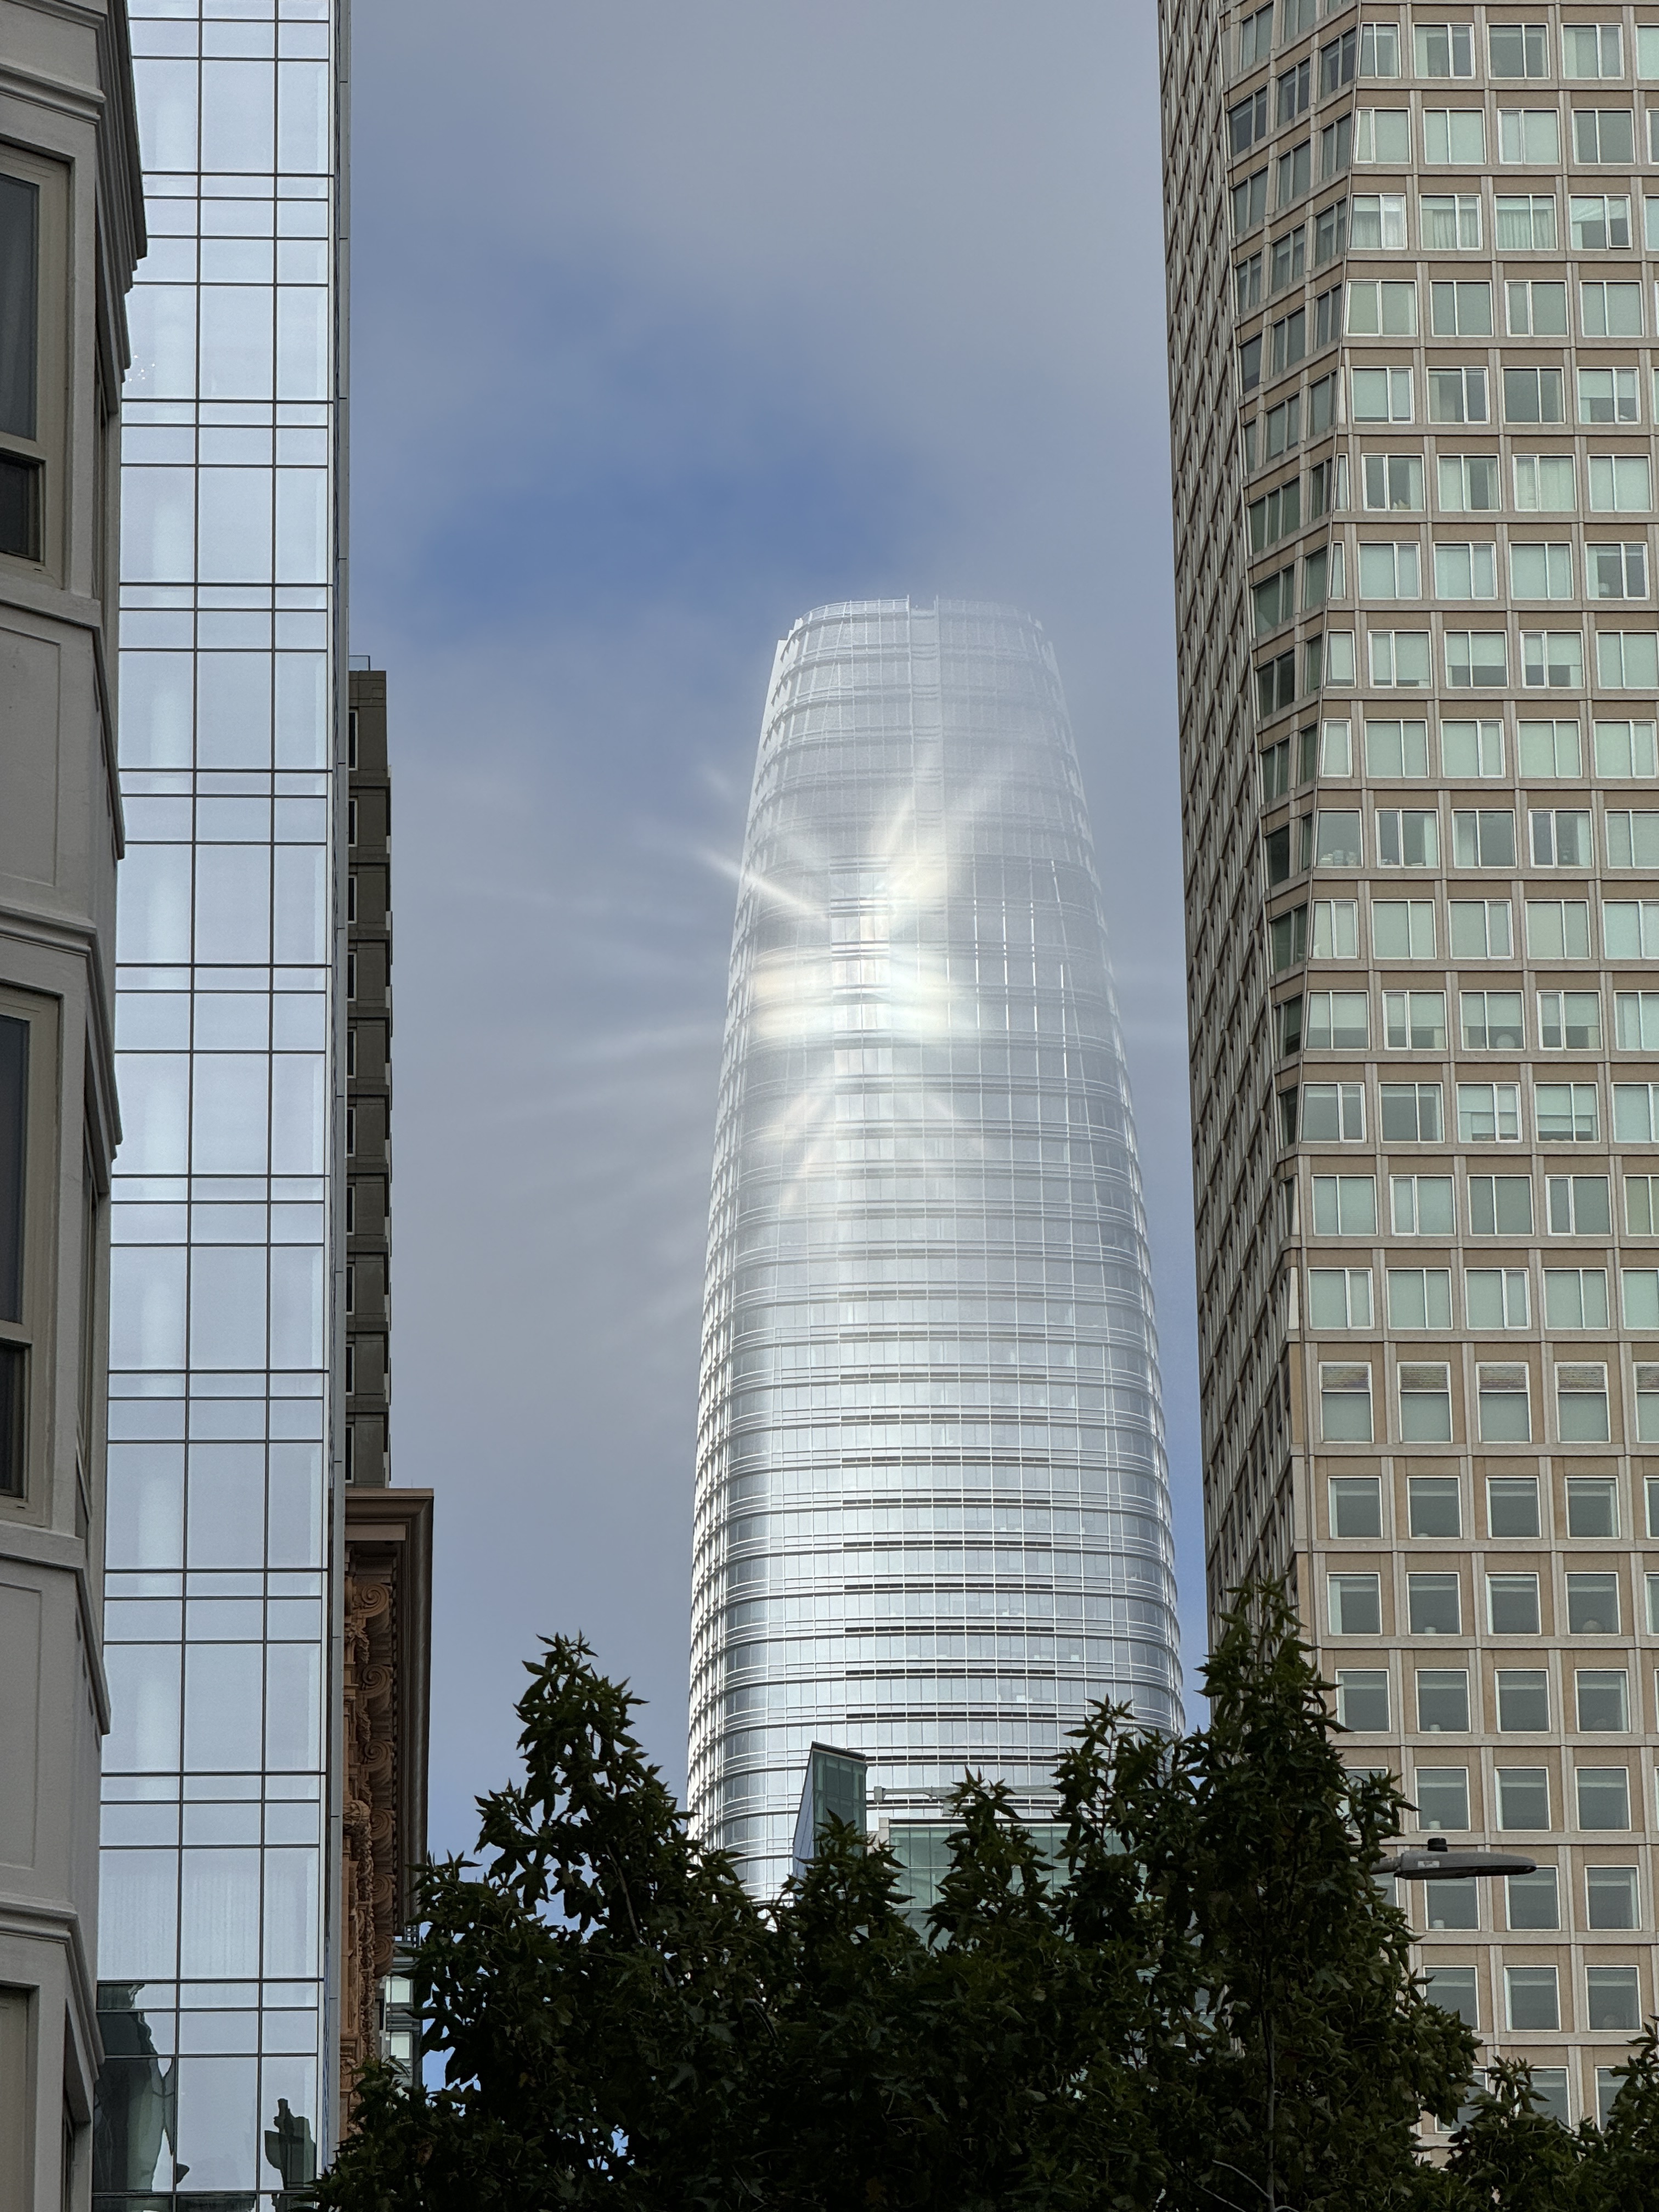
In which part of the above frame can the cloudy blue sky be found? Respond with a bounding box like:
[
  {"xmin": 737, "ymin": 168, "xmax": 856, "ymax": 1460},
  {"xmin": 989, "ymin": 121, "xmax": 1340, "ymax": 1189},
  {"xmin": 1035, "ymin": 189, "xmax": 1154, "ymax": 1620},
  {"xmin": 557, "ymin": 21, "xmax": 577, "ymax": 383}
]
[{"xmin": 349, "ymin": 0, "xmax": 1198, "ymax": 1846}]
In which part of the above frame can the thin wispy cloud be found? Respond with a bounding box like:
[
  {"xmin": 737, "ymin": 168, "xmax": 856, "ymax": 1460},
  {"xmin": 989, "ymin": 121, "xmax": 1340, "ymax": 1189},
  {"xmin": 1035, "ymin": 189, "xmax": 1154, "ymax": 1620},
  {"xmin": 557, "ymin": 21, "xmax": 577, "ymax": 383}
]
[{"xmin": 351, "ymin": 0, "xmax": 1198, "ymax": 1835}]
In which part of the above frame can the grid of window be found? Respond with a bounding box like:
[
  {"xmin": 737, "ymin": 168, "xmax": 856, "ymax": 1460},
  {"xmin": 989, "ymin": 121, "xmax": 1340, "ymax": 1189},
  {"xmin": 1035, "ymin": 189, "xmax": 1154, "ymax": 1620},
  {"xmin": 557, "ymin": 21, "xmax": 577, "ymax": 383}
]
[
  {"xmin": 1172, "ymin": 0, "xmax": 1659, "ymax": 2123},
  {"xmin": 100, "ymin": 1, "xmax": 341, "ymax": 2199},
  {"xmin": 687, "ymin": 602, "xmax": 1181, "ymax": 1895}
]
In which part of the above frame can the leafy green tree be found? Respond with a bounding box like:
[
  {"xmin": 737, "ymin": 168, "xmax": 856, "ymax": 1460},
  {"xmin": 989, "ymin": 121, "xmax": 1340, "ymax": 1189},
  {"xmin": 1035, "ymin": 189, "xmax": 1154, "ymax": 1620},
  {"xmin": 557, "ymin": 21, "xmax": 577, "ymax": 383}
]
[
  {"xmin": 320, "ymin": 1639, "xmax": 1156, "ymax": 2212},
  {"xmin": 760, "ymin": 1794, "xmax": 1157, "ymax": 2210},
  {"xmin": 913, "ymin": 1781, "xmax": 1163, "ymax": 2210},
  {"xmin": 747, "ymin": 1816, "xmax": 929, "ymax": 2204},
  {"xmin": 1418, "ymin": 2029, "xmax": 1659, "ymax": 2211},
  {"xmin": 317, "ymin": 1637, "xmax": 772, "ymax": 2209},
  {"xmin": 1576, "ymin": 2025, "xmax": 1659, "ymax": 2212},
  {"xmin": 328, "ymin": 1591, "xmax": 1659, "ymax": 2211},
  {"xmin": 1057, "ymin": 1584, "xmax": 1475, "ymax": 2212},
  {"xmin": 1424, "ymin": 2059, "xmax": 1584, "ymax": 2212}
]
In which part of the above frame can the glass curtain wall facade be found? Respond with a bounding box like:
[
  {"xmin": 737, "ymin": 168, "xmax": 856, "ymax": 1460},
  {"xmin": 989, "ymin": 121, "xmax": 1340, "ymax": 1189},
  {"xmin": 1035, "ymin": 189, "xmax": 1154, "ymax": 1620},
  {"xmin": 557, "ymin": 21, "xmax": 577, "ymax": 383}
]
[
  {"xmin": 96, "ymin": 1, "xmax": 345, "ymax": 2202},
  {"xmin": 1161, "ymin": 0, "xmax": 1659, "ymax": 2124},
  {"xmin": 689, "ymin": 599, "xmax": 1181, "ymax": 1895}
]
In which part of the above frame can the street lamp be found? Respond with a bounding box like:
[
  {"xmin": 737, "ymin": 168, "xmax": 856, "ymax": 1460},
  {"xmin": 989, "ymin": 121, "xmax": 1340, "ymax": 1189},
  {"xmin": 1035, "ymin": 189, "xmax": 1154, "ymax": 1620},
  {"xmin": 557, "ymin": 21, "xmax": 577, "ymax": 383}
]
[{"xmin": 1378, "ymin": 1835, "xmax": 1537, "ymax": 1880}]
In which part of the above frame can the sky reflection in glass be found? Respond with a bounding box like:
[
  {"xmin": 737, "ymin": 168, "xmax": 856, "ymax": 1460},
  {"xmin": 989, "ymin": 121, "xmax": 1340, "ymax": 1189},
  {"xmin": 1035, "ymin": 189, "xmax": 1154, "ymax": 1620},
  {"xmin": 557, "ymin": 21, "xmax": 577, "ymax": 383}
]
[{"xmin": 100, "ymin": 0, "xmax": 340, "ymax": 2197}]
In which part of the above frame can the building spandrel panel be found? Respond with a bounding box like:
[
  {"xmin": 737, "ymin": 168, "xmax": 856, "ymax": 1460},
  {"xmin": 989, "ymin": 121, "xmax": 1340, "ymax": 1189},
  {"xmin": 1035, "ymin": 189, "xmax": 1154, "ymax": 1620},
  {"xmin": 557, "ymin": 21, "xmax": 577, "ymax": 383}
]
[
  {"xmin": 100, "ymin": 0, "xmax": 342, "ymax": 2199},
  {"xmin": 689, "ymin": 599, "xmax": 1181, "ymax": 1896}
]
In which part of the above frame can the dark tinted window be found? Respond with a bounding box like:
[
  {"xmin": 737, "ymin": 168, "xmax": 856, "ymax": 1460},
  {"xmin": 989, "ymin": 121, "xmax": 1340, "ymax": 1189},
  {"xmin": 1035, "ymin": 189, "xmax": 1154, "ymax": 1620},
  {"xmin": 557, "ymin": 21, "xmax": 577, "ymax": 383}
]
[
  {"xmin": 0, "ymin": 1015, "xmax": 23, "ymax": 1499},
  {"xmin": 0, "ymin": 175, "xmax": 38, "ymax": 442},
  {"xmin": 0, "ymin": 1015, "xmax": 25, "ymax": 1324}
]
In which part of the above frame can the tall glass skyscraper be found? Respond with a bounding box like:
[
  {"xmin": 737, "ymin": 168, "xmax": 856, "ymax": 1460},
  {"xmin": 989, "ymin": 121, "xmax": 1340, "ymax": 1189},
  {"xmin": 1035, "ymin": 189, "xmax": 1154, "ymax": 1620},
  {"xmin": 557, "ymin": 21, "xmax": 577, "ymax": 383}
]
[
  {"xmin": 689, "ymin": 599, "xmax": 1181, "ymax": 1895},
  {"xmin": 96, "ymin": 1, "xmax": 345, "ymax": 2199}
]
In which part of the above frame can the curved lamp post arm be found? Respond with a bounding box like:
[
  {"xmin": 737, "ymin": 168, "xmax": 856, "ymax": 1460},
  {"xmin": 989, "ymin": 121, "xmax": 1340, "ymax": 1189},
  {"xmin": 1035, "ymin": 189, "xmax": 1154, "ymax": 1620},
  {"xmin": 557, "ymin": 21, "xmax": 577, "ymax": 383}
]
[{"xmin": 1378, "ymin": 1835, "xmax": 1538, "ymax": 1880}]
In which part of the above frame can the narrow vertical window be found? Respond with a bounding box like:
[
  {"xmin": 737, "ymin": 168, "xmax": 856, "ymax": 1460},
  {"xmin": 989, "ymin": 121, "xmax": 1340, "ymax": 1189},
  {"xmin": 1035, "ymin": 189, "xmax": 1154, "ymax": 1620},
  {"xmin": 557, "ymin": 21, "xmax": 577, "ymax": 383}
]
[
  {"xmin": 0, "ymin": 1014, "xmax": 27, "ymax": 1497},
  {"xmin": 77, "ymin": 1133, "xmax": 98, "ymax": 1477},
  {"xmin": 0, "ymin": 1988, "xmax": 30, "ymax": 2191},
  {"xmin": 0, "ymin": 173, "xmax": 41, "ymax": 560}
]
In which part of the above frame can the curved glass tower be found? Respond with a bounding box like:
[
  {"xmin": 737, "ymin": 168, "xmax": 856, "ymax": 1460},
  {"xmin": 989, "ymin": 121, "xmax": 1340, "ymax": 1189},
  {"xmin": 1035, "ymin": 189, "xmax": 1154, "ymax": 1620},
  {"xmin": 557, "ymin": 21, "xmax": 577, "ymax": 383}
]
[{"xmin": 689, "ymin": 598, "xmax": 1181, "ymax": 1894}]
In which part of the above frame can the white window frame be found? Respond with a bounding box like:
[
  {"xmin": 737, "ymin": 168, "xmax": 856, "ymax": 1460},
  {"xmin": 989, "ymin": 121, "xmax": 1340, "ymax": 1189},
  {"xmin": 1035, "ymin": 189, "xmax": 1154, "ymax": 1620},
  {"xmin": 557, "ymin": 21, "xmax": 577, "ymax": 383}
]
[
  {"xmin": 1386, "ymin": 1265, "xmax": 1453, "ymax": 1329},
  {"xmin": 1562, "ymin": 21, "xmax": 1624, "ymax": 79},
  {"xmin": 1519, "ymin": 630, "xmax": 1584, "ymax": 688},
  {"xmin": 1466, "ymin": 1265, "xmax": 1531, "ymax": 1329},
  {"xmin": 1419, "ymin": 190, "xmax": 1482, "ymax": 247},
  {"xmin": 1589, "ymin": 452, "xmax": 1654, "ymax": 512},
  {"xmin": 1557, "ymin": 1362, "xmax": 1612, "ymax": 1443},
  {"xmin": 1346, "ymin": 278, "xmax": 1419, "ymax": 335},
  {"xmin": 1308, "ymin": 1264, "xmax": 1375, "ymax": 1328},
  {"xmin": 1390, "ymin": 1171, "xmax": 1455, "ymax": 1235},
  {"xmin": 1498, "ymin": 107, "xmax": 1562, "ymax": 164},
  {"xmin": 1458, "ymin": 1081, "xmax": 1523, "ymax": 1143},
  {"xmin": 1370, "ymin": 896, "xmax": 1437, "ymax": 957},
  {"xmin": 1423, "ymin": 106, "xmax": 1487, "ymax": 163},
  {"xmin": 1350, "ymin": 366, "xmax": 1415, "ymax": 424},
  {"xmin": 1440, "ymin": 716, "xmax": 1505, "ymax": 776},
  {"xmin": 1445, "ymin": 629, "xmax": 1509, "ymax": 686},
  {"xmin": 1534, "ymin": 1080, "xmax": 1600, "ymax": 1143},
  {"xmin": 1435, "ymin": 541, "xmax": 1498, "ymax": 599},
  {"xmin": 1596, "ymin": 630, "xmax": 1659, "ymax": 686},
  {"xmin": 1477, "ymin": 1365, "xmax": 1533, "ymax": 1443},
  {"xmin": 1448, "ymin": 898, "xmax": 1514, "ymax": 957},
  {"xmin": 1582, "ymin": 279, "xmax": 1644, "ymax": 337},
  {"xmin": 1328, "ymin": 1563, "xmax": 1383, "ymax": 1627},
  {"xmin": 1379, "ymin": 1081, "xmax": 1444, "ymax": 1142},
  {"xmin": 1593, "ymin": 718, "xmax": 1658, "ymax": 776},
  {"xmin": 1542, "ymin": 1265, "xmax": 1611, "ymax": 1329}
]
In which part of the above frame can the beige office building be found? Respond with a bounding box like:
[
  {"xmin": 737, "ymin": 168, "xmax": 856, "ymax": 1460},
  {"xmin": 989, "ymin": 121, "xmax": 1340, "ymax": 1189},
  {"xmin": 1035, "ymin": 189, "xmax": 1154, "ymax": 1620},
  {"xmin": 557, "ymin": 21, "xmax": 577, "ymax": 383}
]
[
  {"xmin": 0, "ymin": 2, "xmax": 142, "ymax": 2204},
  {"xmin": 1161, "ymin": 0, "xmax": 1659, "ymax": 2126}
]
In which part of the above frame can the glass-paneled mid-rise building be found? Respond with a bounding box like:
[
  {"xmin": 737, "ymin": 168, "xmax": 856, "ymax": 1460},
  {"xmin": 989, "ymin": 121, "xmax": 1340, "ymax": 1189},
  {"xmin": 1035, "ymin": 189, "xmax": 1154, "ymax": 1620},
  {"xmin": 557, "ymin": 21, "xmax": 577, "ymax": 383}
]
[
  {"xmin": 688, "ymin": 599, "xmax": 1181, "ymax": 1897},
  {"xmin": 1161, "ymin": 0, "xmax": 1659, "ymax": 2129},
  {"xmin": 97, "ymin": 1, "xmax": 345, "ymax": 2203}
]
